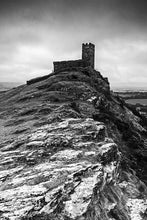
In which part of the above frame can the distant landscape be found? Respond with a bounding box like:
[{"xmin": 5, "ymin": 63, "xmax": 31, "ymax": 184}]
[
  {"xmin": 0, "ymin": 82, "xmax": 22, "ymax": 91},
  {"xmin": 115, "ymin": 89, "xmax": 147, "ymax": 118},
  {"xmin": 126, "ymin": 99, "xmax": 147, "ymax": 105}
]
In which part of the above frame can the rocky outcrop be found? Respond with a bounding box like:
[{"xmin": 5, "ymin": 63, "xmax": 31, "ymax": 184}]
[{"xmin": 0, "ymin": 67, "xmax": 146, "ymax": 219}]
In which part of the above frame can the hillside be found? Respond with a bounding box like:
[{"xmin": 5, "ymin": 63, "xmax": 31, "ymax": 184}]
[{"xmin": 0, "ymin": 67, "xmax": 147, "ymax": 220}]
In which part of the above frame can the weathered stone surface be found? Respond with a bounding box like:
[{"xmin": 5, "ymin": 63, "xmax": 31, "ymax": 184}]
[{"xmin": 0, "ymin": 67, "xmax": 147, "ymax": 219}]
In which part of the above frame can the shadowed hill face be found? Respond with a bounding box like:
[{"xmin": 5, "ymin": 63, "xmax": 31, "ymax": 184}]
[
  {"xmin": 0, "ymin": 67, "xmax": 109, "ymax": 143},
  {"xmin": 0, "ymin": 67, "xmax": 147, "ymax": 220}
]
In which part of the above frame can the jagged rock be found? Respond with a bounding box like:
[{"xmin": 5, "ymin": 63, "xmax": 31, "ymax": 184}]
[{"xmin": 0, "ymin": 67, "xmax": 146, "ymax": 219}]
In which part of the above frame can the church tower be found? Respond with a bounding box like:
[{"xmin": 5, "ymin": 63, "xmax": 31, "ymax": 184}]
[{"xmin": 82, "ymin": 43, "xmax": 95, "ymax": 68}]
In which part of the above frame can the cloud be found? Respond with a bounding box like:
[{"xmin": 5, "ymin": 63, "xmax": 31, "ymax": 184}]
[
  {"xmin": 0, "ymin": 0, "xmax": 147, "ymax": 88},
  {"xmin": 97, "ymin": 38, "xmax": 147, "ymax": 87}
]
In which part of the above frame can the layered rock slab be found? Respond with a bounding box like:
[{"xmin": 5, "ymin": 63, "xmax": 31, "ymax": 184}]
[{"xmin": 0, "ymin": 118, "xmax": 146, "ymax": 220}]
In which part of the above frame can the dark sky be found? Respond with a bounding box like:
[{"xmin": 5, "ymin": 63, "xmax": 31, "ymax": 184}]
[{"xmin": 0, "ymin": 0, "xmax": 147, "ymax": 88}]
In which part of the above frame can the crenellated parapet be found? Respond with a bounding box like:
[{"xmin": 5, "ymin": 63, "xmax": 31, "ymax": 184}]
[{"xmin": 82, "ymin": 43, "xmax": 95, "ymax": 68}]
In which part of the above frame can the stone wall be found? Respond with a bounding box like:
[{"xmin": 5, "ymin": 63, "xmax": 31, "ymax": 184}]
[
  {"xmin": 53, "ymin": 43, "xmax": 95, "ymax": 72},
  {"xmin": 26, "ymin": 74, "xmax": 49, "ymax": 85},
  {"xmin": 53, "ymin": 59, "xmax": 89, "ymax": 72}
]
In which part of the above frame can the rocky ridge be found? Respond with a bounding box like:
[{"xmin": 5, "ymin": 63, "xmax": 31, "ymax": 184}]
[{"xmin": 0, "ymin": 67, "xmax": 147, "ymax": 219}]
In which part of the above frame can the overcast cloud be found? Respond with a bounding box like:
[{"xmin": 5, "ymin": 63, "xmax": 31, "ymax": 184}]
[{"xmin": 0, "ymin": 0, "xmax": 147, "ymax": 88}]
